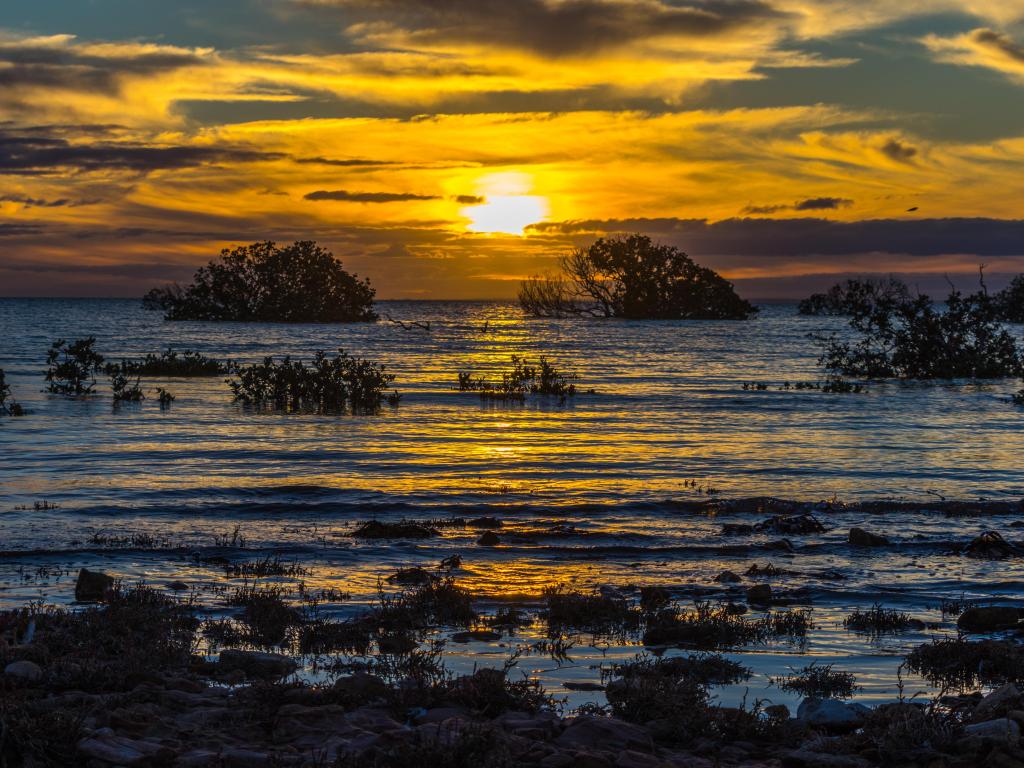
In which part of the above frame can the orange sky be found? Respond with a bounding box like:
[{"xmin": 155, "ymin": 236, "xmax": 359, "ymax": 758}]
[{"xmin": 2, "ymin": 1, "xmax": 1024, "ymax": 297}]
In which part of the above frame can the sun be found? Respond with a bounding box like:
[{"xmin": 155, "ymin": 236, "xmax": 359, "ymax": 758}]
[{"xmin": 460, "ymin": 172, "xmax": 549, "ymax": 235}]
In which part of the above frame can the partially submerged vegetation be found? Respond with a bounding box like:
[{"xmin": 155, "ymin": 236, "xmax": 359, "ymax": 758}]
[
  {"xmin": 772, "ymin": 662, "xmax": 858, "ymax": 698},
  {"xmin": 518, "ymin": 234, "xmax": 757, "ymax": 320},
  {"xmin": 228, "ymin": 349, "xmax": 400, "ymax": 411},
  {"xmin": 742, "ymin": 378, "xmax": 866, "ymax": 393},
  {"xmin": 107, "ymin": 364, "xmax": 145, "ymax": 402},
  {"xmin": 0, "ymin": 369, "xmax": 24, "ymax": 416},
  {"xmin": 844, "ymin": 604, "xmax": 922, "ymax": 635},
  {"xmin": 143, "ymin": 240, "xmax": 377, "ymax": 322},
  {"xmin": 798, "ymin": 277, "xmax": 910, "ymax": 316},
  {"xmin": 905, "ymin": 638, "xmax": 1024, "ymax": 690},
  {"xmin": 815, "ymin": 283, "xmax": 1023, "ymax": 379},
  {"xmin": 104, "ymin": 347, "xmax": 233, "ymax": 376},
  {"xmin": 457, "ymin": 356, "xmax": 579, "ymax": 401},
  {"xmin": 44, "ymin": 337, "xmax": 104, "ymax": 395},
  {"xmin": 643, "ymin": 601, "xmax": 812, "ymax": 648}
]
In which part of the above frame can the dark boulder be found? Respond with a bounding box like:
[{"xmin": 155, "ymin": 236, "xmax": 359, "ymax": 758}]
[
  {"xmin": 74, "ymin": 568, "xmax": 115, "ymax": 602},
  {"xmin": 958, "ymin": 606, "xmax": 1024, "ymax": 633},
  {"xmin": 849, "ymin": 527, "xmax": 889, "ymax": 547}
]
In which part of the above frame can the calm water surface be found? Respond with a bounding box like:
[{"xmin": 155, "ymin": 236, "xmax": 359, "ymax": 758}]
[{"xmin": 1, "ymin": 298, "xmax": 1023, "ymax": 709}]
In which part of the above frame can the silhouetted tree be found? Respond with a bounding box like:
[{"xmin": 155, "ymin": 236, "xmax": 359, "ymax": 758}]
[
  {"xmin": 816, "ymin": 286, "xmax": 1023, "ymax": 379},
  {"xmin": 143, "ymin": 241, "xmax": 377, "ymax": 322},
  {"xmin": 45, "ymin": 337, "xmax": 105, "ymax": 395},
  {"xmin": 518, "ymin": 234, "xmax": 756, "ymax": 320},
  {"xmin": 798, "ymin": 277, "xmax": 910, "ymax": 316},
  {"xmin": 0, "ymin": 369, "xmax": 24, "ymax": 416},
  {"xmin": 995, "ymin": 275, "xmax": 1024, "ymax": 323}
]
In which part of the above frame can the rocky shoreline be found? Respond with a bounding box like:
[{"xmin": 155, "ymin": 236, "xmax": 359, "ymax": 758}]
[{"xmin": 3, "ymin": 560, "xmax": 1024, "ymax": 768}]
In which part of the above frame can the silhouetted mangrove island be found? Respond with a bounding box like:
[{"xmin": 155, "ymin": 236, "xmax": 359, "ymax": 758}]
[
  {"xmin": 995, "ymin": 275, "xmax": 1024, "ymax": 323},
  {"xmin": 143, "ymin": 240, "xmax": 377, "ymax": 322},
  {"xmin": 518, "ymin": 234, "xmax": 757, "ymax": 320},
  {"xmin": 798, "ymin": 277, "xmax": 910, "ymax": 316},
  {"xmin": 815, "ymin": 286, "xmax": 1023, "ymax": 379},
  {"xmin": 227, "ymin": 349, "xmax": 400, "ymax": 411}
]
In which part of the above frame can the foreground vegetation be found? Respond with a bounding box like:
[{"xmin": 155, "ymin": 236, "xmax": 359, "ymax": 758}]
[
  {"xmin": 143, "ymin": 240, "xmax": 377, "ymax": 323},
  {"xmin": 0, "ymin": 369, "xmax": 24, "ymax": 416},
  {"xmin": 518, "ymin": 234, "xmax": 757, "ymax": 320},
  {"xmin": 103, "ymin": 347, "xmax": 233, "ymax": 376},
  {"xmin": 228, "ymin": 350, "xmax": 400, "ymax": 411},
  {"xmin": 815, "ymin": 284, "xmax": 1023, "ymax": 379},
  {"xmin": 457, "ymin": 356, "xmax": 579, "ymax": 401}
]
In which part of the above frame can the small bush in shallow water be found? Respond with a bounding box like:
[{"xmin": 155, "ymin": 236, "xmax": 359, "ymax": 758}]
[
  {"xmin": 542, "ymin": 585, "xmax": 641, "ymax": 636},
  {"xmin": 44, "ymin": 337, "xmax": 104, "ymax": 395},
  {"xmin": 0, "ymin": 369, "xmax": 25, "ymax": 416},
  {"xmin": 905, "ymin": 638, "xmax": 1024, "ymax": 690},
  {"xmin": 104, "ymin": 347, "xmax": 232, "ymax": 376},
  {"xmin": 772, "ymin": 662, "xmax": 858, "ymax": 698},
  {"xmin": 457, "ymin": 355, "xmax": 578, "ymax": 401},
  {"xmin": 107, "ymin": 364, "xmax": 145, "ymax": 402},
  {"xmin": 844, "ymin": 603, "xmax": 921, "ymax": 635},
  {"xmin": 643, "ymin": 601, "xmax": 812, "ymax": 649},
  {"xmin": 228, "ymin": 349, "xmax": 399, "ymax": 411}
]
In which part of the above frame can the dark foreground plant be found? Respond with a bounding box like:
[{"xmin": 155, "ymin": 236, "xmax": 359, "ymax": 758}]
[
  {"xmin": 995, "ymin": 274, "xmax": 1024, "ymax": 323},
  {"xmin": 643, "ymin": 601, "xmax": 812, "ymax": 648},
  {"xmin": 143, "ymin": 240, "xmax": 377, "ymax": 322},
  {"xmin": 105, "ymin": 347, "xmax": 232, "ymax": 376},
  {"xmin": 457, "ymin": 355, "xmax": 579, "ymax": 401},
  {"xmin": 0, "ymin": 369, "xmax": 25, "ymax": 416},
  {"xmin": 44, "ymin": 337, "xmax": 104, "ymax": 395},
  {"xmin": 228, "ymin": 349, "xmax": 399, "ymax": 411},
  {"xmin": 905, "ymin": 638, "xmax": 1024, "ymax": 690},
  {"xmin": 518, "ymin": 234, "xmax": 757, "ymax": 320},
  {"xmin": 816, "ymin": 286, "xmax": 1023, "ymax": 379},
  {"xmin": 844, "ymin": 603, "xmax": 920, "ymax": 635}
]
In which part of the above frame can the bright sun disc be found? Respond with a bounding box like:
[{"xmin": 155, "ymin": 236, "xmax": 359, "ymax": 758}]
[{"xmin": 462, "ymin": 194, "xmax": 548, "ymax": 235}]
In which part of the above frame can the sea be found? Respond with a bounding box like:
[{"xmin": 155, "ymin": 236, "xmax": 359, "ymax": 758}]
[{"xmin": 2, "ymin": 298, "xmax": 1023, "ymax": 709}]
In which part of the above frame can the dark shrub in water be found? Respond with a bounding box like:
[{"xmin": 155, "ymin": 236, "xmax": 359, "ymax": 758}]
[
  {"xmin": 105, "ymin": 347, "xmax": 232, "ymax": 376},
  {"xmin": 816, "ymin": 287, "xmax": 1023, "ymax": 378},
  {"xmin": 798, "ymin": 277, "xmax": 910, "ymax": 316},
  {"xmin": 107, "ymin": 364, "xmax": 145, "ymax": 402},
  {"xmin": 995, "ymin": 275, "xmax": 1024, "ymax": 323},
  {"xmin": 227, "ymin": 349, "xmax": 399, "ymax": 411},
  {"xmin": 0, "ymin": 369, "xmax": 25, "ymax": 416},
  {"xmin": 143, "ymin": 240, "xmax": 377, "ymax": 322},
  {"xmin": 518, "ymin": 234, "xmax": 756, "ymax": 319},
  {"xmin": 457, "ymin": 355, "xmax": 578, "ymax": 401},
  {"xmin": 44, "ymin": 337, "xmax": 105, "ymax": 395}
]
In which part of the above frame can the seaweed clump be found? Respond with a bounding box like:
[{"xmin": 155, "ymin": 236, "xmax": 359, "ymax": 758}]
[
  {"xmin": 457, "ymin": 355, "xmax": 578, "ymax": 401},
  {"xmin": 228, "ymin": 349, "xmax": 400, "ymax": 411},
  {"xmin": 844, "ymin": 603, "xmax": 922, "ymax": 635},
  {"xmin": 542, "ymin": 585, "xmax": 641, "ymax": 637},
  {"xmin": 643, "ymin": 601, "xmax": 812, "ymax": 649}
]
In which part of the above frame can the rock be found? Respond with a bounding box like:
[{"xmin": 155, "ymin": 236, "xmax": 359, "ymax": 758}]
[
  {"xmin": 334, "ymin": 671, "xmax": 388, "ymax": 702},
  {"xmin": 77, "ymin": 729, "xmax": 174, "ymax": 766},
  {"xmin": 725, "ymin": 601, "xmax": 747, "ymax": 615},
  {"xmin": 450, "ymin": 629, "xmax": 502, "ymax": 642},
  {"xmin": 746, "ymin": 584, "xmax": 772, "ymax": 604},
  {"xmin": 715, "ymin": 570, "xmax": 742, "ymax": 583},
  {"xmin": 783, "ymin": 749, "xmax": 871, "ymax": 767},
  {"xmin": 766, "ymin": 538, "xmax": 795, "ymax": 552},
  {"xmin": 721, "ymin": 523, "xmax": 754, "ymax": 536},
  {"xmin": 765, "ymin": 703, "xmax": 790, "ymax": 720},
  {"xmin": 975, "ymin": 683, "xmax": 1023, "ymax": 720},
  {"xmin": 965, "ymin": 717, "xmax": 1020, "ymax": 745},
  {"xmin": 167, "ymin": 580, "xmax": 190, "ymax": 591},
  {"xmin": 74, "ymin": 568, "xmax": 115, "ymax": 602},
  {"xmin": 796, "ymin": 698, "xmax": 871, "ymax": 731},
  {"xmin": 564, "ymin": 681, "xmax": 605, "ymax": 691},
  {"xmin": 477, "ymin": 531, "xmax": 500, "ymax": 546},
  {"xmin": 217, "ymin": 649, "xmax": 297, "ymax": 679},
  {"xmin": 965, "ymin": 531, "xmax": 1023, "ymax": 560},
  {"xmin": 556, "ymin": 715, "xmax": 653, "ymax": 753},
  {"xmin": 849, "ymin": 527, "xmax": 888, "ymax": 547},
  {"xmin": 468, "ymin": 516, "xmax": 502, "ymax": 528},
  {"xmin": 756, "ymin": 514, "xmax": 825, "ymax": 535},
  {"xmin": 4, "ymin": 660, "xmax": 42, "ymax": 683},
  {"xmin": 958, "ymin": 606, "xmax": 1023, "ymax": 633}
]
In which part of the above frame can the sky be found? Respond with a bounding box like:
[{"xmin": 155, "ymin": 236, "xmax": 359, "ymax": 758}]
[{"xmin": 2, "ymin": 1, "xmax": 1024, "ymax": 299}]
